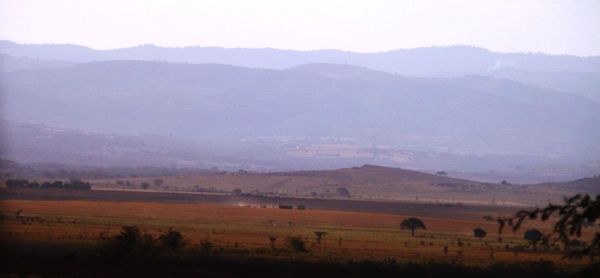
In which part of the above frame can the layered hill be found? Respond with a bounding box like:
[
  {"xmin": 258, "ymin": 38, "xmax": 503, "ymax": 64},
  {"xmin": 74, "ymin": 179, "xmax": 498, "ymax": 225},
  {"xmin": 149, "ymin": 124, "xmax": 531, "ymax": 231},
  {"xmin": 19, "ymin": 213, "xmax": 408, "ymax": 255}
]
[
  {"xmin": 2, "ymin": 40, "xmax": 599, "ymax": 75},
  {"xmin": 2, "ymin": 60, "xmax": 599, "ymax": 158}
]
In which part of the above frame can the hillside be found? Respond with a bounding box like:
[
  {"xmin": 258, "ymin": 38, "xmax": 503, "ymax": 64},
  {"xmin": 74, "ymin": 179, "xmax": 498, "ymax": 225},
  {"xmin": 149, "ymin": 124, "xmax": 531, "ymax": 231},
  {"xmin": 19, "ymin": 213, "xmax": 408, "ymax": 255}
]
[
  {"xmin": 530, "ymin": 176, "xmax": 600, "ymax": 193},
  {"xmin": 0, "ymin": 54, "xmax": 75, "ymax": 72},
  {"xmin": 2, "ymin": 60, "xmax": 598, "ymax": 156},
  {"xmin": 485, "ymin": 68, "xmax": 600, "ymax": 103},
  {"xmin": 2, "ymin": 60, "xmax": 599, "ymax": 181},
  {"xmin": 2, "ymin": 40, "xmax": 599, "ymax": 75},
  {"xmin": 91, "ymin": 165, "xmax": 598, "ymax": 206}
]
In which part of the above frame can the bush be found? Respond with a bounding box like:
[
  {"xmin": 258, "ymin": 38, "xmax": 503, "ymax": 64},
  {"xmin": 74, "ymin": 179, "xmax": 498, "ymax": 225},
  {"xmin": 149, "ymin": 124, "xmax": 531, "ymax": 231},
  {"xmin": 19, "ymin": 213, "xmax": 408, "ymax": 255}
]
[
  {"xmin": 287, "ymin": 236, "xmax": 308, "ymax": 252},
  {"xmin": 159, "ymin": 228, "xmax": 187, "ymax": 251},
  {"xmin": 100, "ymin": 225, "xmax": 158, "ymax": 257}
]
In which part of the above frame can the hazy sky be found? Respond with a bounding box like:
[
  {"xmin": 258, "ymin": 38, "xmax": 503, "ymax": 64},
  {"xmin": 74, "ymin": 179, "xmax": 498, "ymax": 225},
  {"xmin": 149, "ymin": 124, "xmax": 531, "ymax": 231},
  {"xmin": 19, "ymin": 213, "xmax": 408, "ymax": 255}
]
[{"xmin": 1, "ymin": 0, "xmax": 599, "ymax": 56}]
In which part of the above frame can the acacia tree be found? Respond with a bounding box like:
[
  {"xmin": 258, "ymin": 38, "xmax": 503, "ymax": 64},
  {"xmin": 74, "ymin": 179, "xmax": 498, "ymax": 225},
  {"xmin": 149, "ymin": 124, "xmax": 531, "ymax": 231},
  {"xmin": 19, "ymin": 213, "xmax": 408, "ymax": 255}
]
[
  {"xmin": 400, "ymin": 217, "xmax": 426, "ymax": 237},
  {"xmin": 473, "ymin": 228, "xmax": 487, "ymax": 240},
  {"xmin": 524, "ymin": 229, "xmax": 543, "ymax": 250},
  {"xmin": 487, "ymin": 194, "xmax": 600, "ymax": 260}
]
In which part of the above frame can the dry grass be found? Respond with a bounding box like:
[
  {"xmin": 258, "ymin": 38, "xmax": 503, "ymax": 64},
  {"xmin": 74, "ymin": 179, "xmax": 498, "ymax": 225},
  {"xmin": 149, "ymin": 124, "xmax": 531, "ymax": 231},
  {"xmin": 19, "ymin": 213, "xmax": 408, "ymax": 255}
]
[
  {"xmin": 89, "ymin": 165, "xmax": 589, "ymax": 206},
  {"xmin": 1, "ymin": 199, "xmax": 594, "ymax": 266}
]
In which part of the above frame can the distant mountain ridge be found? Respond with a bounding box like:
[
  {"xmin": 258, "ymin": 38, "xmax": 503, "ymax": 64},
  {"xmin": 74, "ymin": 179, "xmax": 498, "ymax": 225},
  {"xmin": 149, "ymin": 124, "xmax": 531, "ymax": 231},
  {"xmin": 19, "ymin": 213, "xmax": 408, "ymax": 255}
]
[
  {"xmin": 2, "ymin": 41, "xmax": 599, "ymax": 182},
  {"xmin": 484, "ymin": 68, "xmax": 600, "ymax": 103},
  {"xmin": 2, "ymin": 59, "xmax": 599, "ymax": 158},
  {"xmin": 2, "ymin": 40, "xmax": 599, "ymax": 75}
]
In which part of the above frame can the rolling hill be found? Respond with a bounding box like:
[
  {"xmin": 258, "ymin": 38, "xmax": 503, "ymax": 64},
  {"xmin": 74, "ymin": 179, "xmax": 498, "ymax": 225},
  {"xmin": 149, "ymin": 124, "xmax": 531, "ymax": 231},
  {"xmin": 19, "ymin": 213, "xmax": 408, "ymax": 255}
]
[
  {"xmin": 2, "ymin": 40, "xmax": 599, "ymax": 75},
  {"xmin": 2, "ymin": 60, "xmax": 599, "ymax": 157},
  {"xmin": 92, "ymin": 164, "xmax": 599, "ymax": 206}
]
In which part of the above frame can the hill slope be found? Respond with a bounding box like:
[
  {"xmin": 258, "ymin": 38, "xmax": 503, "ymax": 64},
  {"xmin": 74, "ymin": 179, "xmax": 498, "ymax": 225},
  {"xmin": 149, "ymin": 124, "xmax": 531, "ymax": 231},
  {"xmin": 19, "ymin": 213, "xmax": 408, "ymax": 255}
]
[
  {"xmin": 94, "ymin": 164, "xmax": 598, "ymax": 206},
  {"xmin": 2, "ymin": 60, "xmax": 599, "ymax": 159},
  {"xmin": 2, "ymin": 40, "xmax": 599, "ymax": 75}
]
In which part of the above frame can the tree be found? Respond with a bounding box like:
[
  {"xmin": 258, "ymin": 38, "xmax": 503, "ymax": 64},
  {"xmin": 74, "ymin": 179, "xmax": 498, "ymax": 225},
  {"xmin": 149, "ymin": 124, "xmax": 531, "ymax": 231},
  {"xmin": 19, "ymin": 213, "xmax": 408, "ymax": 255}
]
[
  {"xmin": 140, "ymin": 182, "xmax": 150, "ymax": 190},
  {"xmin": 436, "ymin": 171, "xmax": 447, "ymax": 176},
  {"xmin": 113, "ymin": 225, "xmax": 143, "ymax": 253},
  {"xmin": 158, "ymin": 227, "xmax": 187, "ymax": 251},
  {"xmin": 524, "ymin": 229, "xmax": 543, "ymax": 250},
  {"xmin": 103, "ymin": 225, "xmax": 158, "ymax": 257},
  {"xmin": 487, "ymin": 193, "xmax": 600, "ymax": 260},
  {"xmin": 336, "ymin": 187, "xmax": 350, "ymax": 197},
  {"xmin": 400, "ymin": 217, "xmax": 426, "ymax": 237},
  {"xmin": 473, "ymin": 228, "xmax": 487, "ymax": 240},
  {"xmin": 232, "ymin": 188, "xmax": 242, "ymax": 195}
]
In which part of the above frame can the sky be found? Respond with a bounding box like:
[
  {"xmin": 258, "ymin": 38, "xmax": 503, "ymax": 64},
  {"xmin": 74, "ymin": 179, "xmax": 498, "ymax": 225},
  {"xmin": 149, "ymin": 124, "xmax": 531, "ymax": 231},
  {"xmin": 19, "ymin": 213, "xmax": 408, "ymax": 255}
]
[{"xmin": 0, "ymin": 0, "xmax": 599, "ymax": 56}]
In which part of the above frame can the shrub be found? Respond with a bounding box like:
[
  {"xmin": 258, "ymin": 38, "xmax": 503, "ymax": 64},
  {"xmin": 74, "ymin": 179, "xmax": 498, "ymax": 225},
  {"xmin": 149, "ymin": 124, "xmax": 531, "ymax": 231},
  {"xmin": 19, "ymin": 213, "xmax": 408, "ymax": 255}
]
[
  {"xmin": 287, "ymin": 236, "xmax": 308, "ymax": 252},
  {"xmin": 158, "ymin": 228, "xmax": 187, "ymax": 251},
  {"xmin": 101, "ymin": 225, "xmax": 158, "ymax": 257}
]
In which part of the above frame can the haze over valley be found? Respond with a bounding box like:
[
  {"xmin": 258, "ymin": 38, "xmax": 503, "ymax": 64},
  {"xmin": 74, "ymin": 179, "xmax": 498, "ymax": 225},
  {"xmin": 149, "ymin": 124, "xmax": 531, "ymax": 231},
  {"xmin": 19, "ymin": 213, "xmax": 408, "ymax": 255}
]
[
  {"xmin": 1, "ymin": 41, "xmax": 599, "ymax": 183},
  {"xmin": 3, "ymin": 2, "xmax": 600, "ymax": 276}
]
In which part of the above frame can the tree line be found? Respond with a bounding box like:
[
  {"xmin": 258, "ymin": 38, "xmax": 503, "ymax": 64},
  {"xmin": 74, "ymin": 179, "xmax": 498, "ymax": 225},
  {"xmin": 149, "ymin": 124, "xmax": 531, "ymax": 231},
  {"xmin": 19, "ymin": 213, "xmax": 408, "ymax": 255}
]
[{"xmin": 4, "ymin": 179, "xmax": 92, "ymax": 190}]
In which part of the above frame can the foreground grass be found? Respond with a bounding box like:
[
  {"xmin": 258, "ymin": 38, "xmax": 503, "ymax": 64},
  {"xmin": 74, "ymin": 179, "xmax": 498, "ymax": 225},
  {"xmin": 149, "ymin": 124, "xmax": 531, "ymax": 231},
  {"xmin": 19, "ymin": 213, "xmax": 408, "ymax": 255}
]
[
  {"xmin": 2, "ymin": 200, "xmax": 586, "ymax": 265},
  {"xmin": 0, "ymin": 241, "xmax": 599, "ymax": 278},
  {"xmin": 1, "ymin": 199, "xmax": 598, "ymax": 276}
]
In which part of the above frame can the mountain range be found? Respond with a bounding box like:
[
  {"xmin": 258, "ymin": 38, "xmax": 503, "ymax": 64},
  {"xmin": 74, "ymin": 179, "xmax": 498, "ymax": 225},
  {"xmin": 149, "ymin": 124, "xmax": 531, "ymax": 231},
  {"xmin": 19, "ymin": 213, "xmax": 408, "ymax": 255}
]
[
  {"xmin": 1, "ymin": 41, "xmax": 599, "ymax": 182},
  {"xmin": 2, "ymin": 40, "xmax": 600, "ymax": 76}
]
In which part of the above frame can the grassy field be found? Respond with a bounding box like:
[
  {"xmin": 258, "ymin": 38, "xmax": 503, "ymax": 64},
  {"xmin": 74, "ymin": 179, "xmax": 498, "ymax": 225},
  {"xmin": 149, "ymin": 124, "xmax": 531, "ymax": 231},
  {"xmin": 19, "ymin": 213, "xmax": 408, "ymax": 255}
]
[
  {"xmin": 87, "ymin": 165, "xmax": 598, "ymax": 206},
  {"xmin": 1, "ymin": 196, "xmax": 594, "ymax": 267}
]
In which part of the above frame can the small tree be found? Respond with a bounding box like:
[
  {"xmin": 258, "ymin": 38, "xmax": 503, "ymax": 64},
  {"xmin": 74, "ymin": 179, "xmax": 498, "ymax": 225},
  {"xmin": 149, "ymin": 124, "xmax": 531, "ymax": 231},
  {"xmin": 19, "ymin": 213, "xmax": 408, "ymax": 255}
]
[
  {"xmin": 158, "ymin": 228, "xmax": 187, "ymax": 251},
  {"xmin": 140, "ymin": 182, "xmax": 150, "ymax": 190},
  {"xmin": 400, "ymin": 217, "xmax": 426, "ymax": 237},
  {"xmin": 473, "ymin": 228, "xmax": 487, "ymax": 240},
  {"xmin": 232, "ymin": 188, "xmax": 242, "ymax": 195},
  {"xmin": 524, "ymin": 229, "xmax": 543, "ymax": 250}
]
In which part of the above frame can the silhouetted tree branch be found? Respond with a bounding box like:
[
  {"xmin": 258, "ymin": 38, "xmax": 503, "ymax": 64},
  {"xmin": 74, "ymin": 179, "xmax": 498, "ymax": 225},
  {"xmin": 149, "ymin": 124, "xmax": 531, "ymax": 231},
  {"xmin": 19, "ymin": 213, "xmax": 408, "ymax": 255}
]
[{"xmin": 485, "ymin": 194, "xmax": 599, "ymax": 260}]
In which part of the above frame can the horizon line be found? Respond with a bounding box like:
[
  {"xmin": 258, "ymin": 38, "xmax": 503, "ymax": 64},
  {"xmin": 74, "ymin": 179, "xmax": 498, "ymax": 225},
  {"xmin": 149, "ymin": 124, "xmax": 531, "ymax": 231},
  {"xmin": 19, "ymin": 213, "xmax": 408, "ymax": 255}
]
[{"xmin": 1, "ymin": 39, "xmax": 598, "ymax": 58}]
